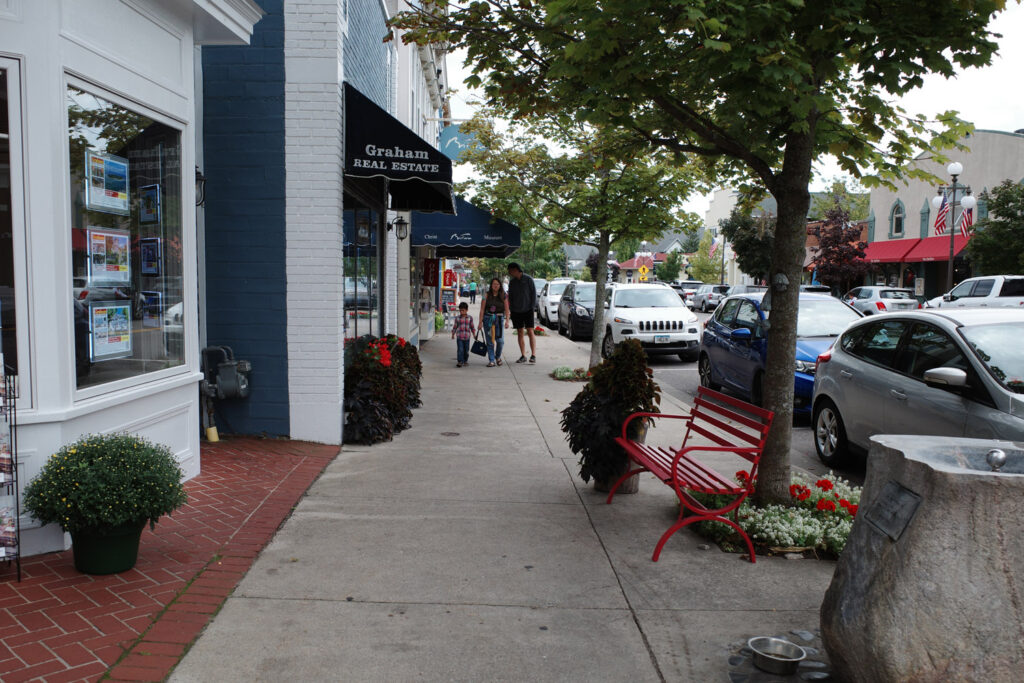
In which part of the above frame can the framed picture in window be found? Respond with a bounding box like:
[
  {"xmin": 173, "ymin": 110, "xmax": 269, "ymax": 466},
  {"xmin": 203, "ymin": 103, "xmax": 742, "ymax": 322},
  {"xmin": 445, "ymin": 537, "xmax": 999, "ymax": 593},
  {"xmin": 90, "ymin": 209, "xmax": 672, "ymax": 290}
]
[
  {"xmin": 84, "ymin": 150, "xmax": 130, "ymax": 215},
  {"xmin": 89, "ymin": 302, "xmax": 132, "ymax": 361},
  {"xmin": 87, "ymin": 228, "xmax": 131, "ymax": 284},
  {"xmin": 140, "ymin": 237, "xmax": 161, "ymax": 276},
  {"xmin": 139, "ymin": 184, "xmax": 161, "ymax": 224}
]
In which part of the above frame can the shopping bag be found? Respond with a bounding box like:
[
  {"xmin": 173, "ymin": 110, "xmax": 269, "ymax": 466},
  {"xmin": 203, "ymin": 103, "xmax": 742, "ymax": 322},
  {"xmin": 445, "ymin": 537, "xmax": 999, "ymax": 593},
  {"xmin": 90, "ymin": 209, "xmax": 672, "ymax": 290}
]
[{"xmin": 470, "ymin": 330, "xmax": 488, "ymax": 357}]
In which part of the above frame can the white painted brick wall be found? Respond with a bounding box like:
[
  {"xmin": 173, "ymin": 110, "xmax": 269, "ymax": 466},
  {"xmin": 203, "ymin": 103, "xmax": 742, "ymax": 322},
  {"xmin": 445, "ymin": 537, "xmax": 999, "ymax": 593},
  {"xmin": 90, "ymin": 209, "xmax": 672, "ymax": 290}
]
[{"xmin": 284, "ymin": 0, "xmax": 346, "ymax": 444}]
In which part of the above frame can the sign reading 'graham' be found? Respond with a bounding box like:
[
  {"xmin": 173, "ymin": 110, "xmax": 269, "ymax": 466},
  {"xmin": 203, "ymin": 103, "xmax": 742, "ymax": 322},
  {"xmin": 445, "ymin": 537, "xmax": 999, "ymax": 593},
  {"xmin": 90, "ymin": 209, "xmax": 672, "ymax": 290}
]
[{"xmin": 350, "ymin": 145, "xmax": 441, "ymax": 174}]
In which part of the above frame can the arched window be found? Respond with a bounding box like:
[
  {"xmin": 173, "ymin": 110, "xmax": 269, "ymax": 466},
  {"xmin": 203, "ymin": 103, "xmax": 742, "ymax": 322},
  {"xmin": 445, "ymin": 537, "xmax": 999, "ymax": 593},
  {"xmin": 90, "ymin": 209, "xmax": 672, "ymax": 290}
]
[{"xmin": 889, "ymin": 201, "xmax": 905, "ymax": 238}]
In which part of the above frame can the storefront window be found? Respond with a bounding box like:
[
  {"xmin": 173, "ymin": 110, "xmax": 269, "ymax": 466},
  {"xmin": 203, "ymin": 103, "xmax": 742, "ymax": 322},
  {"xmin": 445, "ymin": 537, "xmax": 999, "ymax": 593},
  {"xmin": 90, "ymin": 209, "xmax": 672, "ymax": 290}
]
[
  {"xmin": 0, "ymin": 68, "xmax": 18, "ymax": 376},
  {"xmin": 67, "ymin": 85, "xmax": 184, "ymax": 389},
  {"xmin": 343, "ymin": 209, "xmax": 381, "ymax": 339}
]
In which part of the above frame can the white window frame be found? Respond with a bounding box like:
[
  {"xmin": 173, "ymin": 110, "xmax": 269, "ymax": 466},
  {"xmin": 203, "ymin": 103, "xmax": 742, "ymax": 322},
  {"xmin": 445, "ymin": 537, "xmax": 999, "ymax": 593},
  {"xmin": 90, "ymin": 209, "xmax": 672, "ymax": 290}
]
[{"xmin": 64, "ymin": 74, "xmax": 193, "ymax": 403}]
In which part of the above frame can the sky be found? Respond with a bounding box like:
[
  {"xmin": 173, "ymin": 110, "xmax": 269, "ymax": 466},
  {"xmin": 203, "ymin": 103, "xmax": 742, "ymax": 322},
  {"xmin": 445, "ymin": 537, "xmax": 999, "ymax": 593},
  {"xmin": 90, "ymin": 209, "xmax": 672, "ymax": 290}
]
[{"xmin": 446, "ymin": 4, "xmax": 1024, "ymax": 218}]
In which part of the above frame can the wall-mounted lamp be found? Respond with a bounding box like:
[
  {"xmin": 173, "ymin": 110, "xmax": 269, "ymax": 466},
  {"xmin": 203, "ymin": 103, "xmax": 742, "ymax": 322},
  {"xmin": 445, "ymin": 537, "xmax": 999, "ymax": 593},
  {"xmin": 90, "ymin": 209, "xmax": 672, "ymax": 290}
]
[
  {"xmin": 195, "ymin": 166, "xmax": 207, "ymax": 207},
  {"xmin": 436, "ymin": 68, "xmax": 442, "ymax": 78},
  {"xmin": 388, "ymin": 216, "xmax": 409, "ymax": 240}
]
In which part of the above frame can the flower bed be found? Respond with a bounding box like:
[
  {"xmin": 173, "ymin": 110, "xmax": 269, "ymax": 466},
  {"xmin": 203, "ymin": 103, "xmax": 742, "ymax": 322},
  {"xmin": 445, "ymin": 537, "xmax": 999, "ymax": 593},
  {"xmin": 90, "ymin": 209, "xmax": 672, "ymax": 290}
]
[
  {"xmin": 343, "ymin": 335, "xmax": 422, "ymax": 444},
  {"xmin": 692, "ymin": 472, "xmax": 861, "ymax": 558},
  {"xmin": 533, "ymin": 325, "xmax": 547, "ymax": 336},
  {"xmin": 551, "ymin": 366, "xmax": 591, "ymax": 381}
]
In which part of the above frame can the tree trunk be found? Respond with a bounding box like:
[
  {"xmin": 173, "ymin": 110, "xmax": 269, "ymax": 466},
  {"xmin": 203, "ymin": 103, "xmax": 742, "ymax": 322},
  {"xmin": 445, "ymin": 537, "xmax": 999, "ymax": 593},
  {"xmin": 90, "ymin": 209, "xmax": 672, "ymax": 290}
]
[
  {"xmin": 755, "ymin": 131, "xmax": 815, "ymax": 506},
  {"xmin": 589, "ymin": 231, "xmax": 611, "ymax": 368}
]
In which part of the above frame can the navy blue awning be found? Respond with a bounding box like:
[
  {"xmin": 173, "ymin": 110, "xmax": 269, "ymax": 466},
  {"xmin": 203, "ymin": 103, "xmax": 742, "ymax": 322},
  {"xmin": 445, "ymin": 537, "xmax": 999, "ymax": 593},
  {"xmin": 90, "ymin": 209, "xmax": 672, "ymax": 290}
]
[
  {"xmin": 344, "ymin": 82, "xmax": 455, "ymax": 214},
  {"xmin": 412, "ymin": 197, "xmax": 521, "ymax": 257}
]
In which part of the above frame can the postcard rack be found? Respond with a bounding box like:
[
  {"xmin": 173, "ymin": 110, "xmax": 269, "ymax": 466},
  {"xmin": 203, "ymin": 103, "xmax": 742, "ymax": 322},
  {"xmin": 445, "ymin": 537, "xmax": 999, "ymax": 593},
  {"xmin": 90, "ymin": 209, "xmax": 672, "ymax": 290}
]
[{"xmin": 1, "ymin": 369, "xmax": 20, "ymax": 581}]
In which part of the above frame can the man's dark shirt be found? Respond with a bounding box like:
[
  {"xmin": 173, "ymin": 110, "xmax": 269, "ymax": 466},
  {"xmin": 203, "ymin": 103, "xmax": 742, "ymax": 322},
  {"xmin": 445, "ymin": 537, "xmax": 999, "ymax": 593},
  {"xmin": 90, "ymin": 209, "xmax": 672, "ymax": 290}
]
[{"xmin": 507, "ymin": 275, "xmax": 537, "ymax": 313}]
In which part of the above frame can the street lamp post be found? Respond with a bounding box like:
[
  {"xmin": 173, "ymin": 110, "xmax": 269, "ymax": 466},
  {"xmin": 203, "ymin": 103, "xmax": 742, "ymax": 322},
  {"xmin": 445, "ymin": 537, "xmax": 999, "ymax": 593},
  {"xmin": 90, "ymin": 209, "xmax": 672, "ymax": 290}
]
[{"xmin": 932, "ymin": 161, "xmax": 977, "ymax": 289}]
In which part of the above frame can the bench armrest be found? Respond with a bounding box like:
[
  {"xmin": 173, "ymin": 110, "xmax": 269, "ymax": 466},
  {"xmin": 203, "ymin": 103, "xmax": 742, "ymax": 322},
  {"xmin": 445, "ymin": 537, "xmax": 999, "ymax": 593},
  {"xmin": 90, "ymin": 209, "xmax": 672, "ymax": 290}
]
[
  {"xmin": 620, "ymin": 411, "xmax": 689, "ymax": 441},
  {"xmin": 673, "ymin": 445, "xmax": 762, "ymax": 491}
]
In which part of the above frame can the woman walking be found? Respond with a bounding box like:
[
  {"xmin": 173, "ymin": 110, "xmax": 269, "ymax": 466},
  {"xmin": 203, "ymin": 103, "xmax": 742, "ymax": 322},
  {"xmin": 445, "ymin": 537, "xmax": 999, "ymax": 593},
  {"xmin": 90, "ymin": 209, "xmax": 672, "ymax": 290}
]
[{"xmin": 479, "ymin": 277, "xmax": 510, "ymax": 367}]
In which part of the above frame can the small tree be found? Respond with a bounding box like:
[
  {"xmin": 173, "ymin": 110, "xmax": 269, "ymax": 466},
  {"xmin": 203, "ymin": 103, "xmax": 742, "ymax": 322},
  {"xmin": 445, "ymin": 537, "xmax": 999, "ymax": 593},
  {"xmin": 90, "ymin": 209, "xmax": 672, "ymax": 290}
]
[
  {"xmin": 656, "ymin": 251, "xmax": 685, "ymax": 282},
  {"xmin": 718, "ymin": 208, "xmax": 774, "ymax": 282},
  {"xmin": 687, "ymin": 232, "xmax": 724, "ymax": 283},
  {"xmin": 813, "ymin": 204, "xmax": 869, "ymax": 294},
  {"xmin": 967, "ymin": 180, "xmax": 1024, "ymax": 274}
]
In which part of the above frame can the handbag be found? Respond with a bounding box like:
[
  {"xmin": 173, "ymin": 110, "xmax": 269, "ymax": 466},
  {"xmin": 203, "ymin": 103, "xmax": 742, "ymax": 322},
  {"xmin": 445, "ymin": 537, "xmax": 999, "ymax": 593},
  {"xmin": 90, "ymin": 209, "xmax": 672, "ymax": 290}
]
[{"xmin": 470, "ymin": 329, "xmax": 488, "ymax": 357}]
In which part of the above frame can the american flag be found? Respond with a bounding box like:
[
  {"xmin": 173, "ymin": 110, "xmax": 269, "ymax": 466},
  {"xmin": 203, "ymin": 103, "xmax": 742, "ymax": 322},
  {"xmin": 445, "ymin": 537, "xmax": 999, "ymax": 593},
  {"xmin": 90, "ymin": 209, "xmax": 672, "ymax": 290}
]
[
  {"xmin": 709, "ymin": 235, "xmax": 720, "ymax": 258},
  {"xmin": 933, "ymin": 192, "xmax": 949, "ymax": 235},
  {"xmin": 958, "ymin": 207, "xmax": 974, "ymax": 237}
]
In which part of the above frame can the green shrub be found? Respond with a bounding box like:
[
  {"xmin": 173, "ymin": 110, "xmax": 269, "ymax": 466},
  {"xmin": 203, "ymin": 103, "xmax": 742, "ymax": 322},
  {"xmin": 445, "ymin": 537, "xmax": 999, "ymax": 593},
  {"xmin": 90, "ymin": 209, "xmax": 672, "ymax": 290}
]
[
  {"xmin": 344, "ymin": 335, "xmax": 422, "ymax": 444},
  {"xmin": 23, "ymin": 433, "xmax": 187, "ymax": 534}
]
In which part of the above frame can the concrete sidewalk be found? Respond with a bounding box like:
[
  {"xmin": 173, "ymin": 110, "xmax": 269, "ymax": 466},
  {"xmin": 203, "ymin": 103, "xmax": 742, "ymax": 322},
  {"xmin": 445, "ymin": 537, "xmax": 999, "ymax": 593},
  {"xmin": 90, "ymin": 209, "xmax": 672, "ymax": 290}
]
[{"xmin": 171, "ymin": 331, "xmax": 836, "ymax": 682}]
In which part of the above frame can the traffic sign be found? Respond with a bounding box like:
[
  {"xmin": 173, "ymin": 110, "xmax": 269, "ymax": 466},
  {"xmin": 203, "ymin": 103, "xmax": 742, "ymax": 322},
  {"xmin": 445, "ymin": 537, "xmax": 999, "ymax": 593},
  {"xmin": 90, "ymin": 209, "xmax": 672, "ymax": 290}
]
[
  {"xmin": 639, "ymin": 275, "xmax": 648, "ymax": 281},
  {"xmin": 638, "ymin": 265, "xmax": 650, "ymax": 275}
]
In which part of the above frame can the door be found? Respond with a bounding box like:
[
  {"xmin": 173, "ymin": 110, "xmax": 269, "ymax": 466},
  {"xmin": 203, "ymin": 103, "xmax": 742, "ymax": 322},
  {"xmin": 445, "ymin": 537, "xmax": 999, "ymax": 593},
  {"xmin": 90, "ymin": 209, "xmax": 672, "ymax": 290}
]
[
  {"xmin": 704, "ymin": 297, "xmax": 740, "ymax": 386},
  {"xmin": 725, "ymin": 299, "xmax": 765, "ymax": 396},
  {"xmin": 884, "ymin": 322, "xmax": 970, "ymax": 437},
  {"xmin": 837, "ymin": 319, "xmax": 909, "ymax": 447}
]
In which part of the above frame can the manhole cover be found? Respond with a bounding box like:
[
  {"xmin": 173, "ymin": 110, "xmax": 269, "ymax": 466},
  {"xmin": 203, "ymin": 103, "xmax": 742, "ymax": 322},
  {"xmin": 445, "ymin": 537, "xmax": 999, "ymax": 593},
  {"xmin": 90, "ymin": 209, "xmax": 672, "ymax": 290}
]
[{"xmin": 441, "ymin": 432, "xmax": 460, "ymax": 437}]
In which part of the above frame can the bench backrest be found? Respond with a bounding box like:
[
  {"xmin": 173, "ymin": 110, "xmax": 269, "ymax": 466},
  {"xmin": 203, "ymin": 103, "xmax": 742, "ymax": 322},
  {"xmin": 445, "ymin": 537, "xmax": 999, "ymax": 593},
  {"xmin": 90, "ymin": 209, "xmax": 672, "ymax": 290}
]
[{"xmin": 683, "ymin": 386, "xmax": 774, "ymax": 463}]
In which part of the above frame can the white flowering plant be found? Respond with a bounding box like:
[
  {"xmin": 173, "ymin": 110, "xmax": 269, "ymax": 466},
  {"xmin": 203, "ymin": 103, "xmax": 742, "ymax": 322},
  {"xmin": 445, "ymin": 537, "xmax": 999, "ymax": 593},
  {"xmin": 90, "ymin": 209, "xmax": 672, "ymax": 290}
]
[{"xmin": 692, "ymin": 471, "xmax": 861, "ymax": 556}]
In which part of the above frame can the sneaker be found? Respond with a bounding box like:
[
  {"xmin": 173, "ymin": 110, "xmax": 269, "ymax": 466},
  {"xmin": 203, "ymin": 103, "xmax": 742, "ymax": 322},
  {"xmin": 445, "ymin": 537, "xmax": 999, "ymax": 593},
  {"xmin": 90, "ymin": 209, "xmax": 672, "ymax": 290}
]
[
  {"xmin": 516, "ymin": 356, "xmax": 528, "ymax": 363},
  {"xmin": 529, "ymin": 355, "xmax": 536, "ymax": 364},
  {"xmin": 456, "ymin": 362, "xmax": 463, "ymax": 367}
]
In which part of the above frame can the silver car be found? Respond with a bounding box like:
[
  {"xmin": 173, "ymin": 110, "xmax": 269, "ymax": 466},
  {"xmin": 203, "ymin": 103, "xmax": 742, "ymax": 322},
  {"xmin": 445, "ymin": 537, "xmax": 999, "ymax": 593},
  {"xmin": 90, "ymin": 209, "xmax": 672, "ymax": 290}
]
[
  {"xmin": 842, "ymin": 286, "xmax": 920, "ymax": 315},
  {"xmin": 692, "ymin": 284, "xmax": 730, "ymax": 312},
  {"xmin": 812, "ymin": 309, "xmax": 1024, "ymax": 467}
]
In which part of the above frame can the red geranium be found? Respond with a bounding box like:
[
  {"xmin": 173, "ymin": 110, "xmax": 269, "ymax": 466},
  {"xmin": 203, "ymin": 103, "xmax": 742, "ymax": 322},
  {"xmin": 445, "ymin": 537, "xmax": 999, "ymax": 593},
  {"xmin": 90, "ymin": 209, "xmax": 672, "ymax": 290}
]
[
  {"xmin": 816, "ymin": 479, "xmax": 834, "ymax": 491},
  {"xmin": 848, "ymin": 504, "xmax": 858, "ymax": 517},
  {"xmin": 817, "ymin": 499, "xmax": 837, "ymax": 512}
]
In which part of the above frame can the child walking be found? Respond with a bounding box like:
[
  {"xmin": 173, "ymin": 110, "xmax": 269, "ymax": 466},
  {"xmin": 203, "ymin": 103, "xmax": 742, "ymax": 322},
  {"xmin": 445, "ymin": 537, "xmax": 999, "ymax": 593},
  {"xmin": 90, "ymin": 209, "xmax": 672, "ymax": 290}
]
[{"xmin": 451, "ymin": 302, "xmax": 476, "ymax": 367}]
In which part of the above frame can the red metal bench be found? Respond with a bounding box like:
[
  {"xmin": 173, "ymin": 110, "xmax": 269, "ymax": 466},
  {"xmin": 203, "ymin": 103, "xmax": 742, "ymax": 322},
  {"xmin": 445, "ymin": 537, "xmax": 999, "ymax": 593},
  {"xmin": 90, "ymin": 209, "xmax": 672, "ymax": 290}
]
[{"xmin": 607, "ymin": 386, "xmax": 774, "ymax": 562}]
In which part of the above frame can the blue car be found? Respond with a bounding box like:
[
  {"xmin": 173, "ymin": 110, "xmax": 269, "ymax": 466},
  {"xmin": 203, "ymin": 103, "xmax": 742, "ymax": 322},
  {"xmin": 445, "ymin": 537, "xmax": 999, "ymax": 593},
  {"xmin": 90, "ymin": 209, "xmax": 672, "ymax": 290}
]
[{"xmin": 698, "ymin": 292, "xmax": 862, "ymax": 414}]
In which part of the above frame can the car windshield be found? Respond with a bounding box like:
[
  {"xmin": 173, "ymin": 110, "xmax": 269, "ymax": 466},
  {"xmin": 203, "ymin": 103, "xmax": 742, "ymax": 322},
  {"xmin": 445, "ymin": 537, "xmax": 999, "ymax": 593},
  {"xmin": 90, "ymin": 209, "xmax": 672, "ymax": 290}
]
[
  {"xmin": 549, "ymin": 282, "xmax": 569, "ymax": 297},
  {"xmin": 880, "ymin": 289, "xmax": 913, "ymax": 299},
  {"xmin": 765, "ymin": 298, "xmax": 860, "ymax": 337},
  {"xmin": 614, "ymin": 288, "xmax": 683, "ymax": 308},
  {"xmin": 960, "ymin": 322, "xmax": 1024, "ymax": 393},
  {"xmin": 574, "ymin": 283, "xmax": 597, "ymax": 303}
]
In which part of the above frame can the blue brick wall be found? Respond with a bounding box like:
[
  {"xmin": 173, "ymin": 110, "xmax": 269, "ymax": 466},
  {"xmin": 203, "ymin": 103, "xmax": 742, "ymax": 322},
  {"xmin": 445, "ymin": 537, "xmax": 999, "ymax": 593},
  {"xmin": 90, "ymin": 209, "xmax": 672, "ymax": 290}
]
[
  {"xmin": 345, "ymin": 0, "xmax": 391, "ymax": 106},
  {"xmin": 202, "ymin": 0, "xmax": 289, "ymax": 437}
]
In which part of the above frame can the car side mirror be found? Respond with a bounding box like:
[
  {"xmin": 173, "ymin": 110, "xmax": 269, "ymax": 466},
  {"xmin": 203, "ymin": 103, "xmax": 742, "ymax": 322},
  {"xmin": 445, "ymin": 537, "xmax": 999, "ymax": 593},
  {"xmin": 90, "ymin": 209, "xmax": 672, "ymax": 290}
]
[
  {"xmin": 943, "ymin": 294, "xmax": 954, "ymax": 302},
  {"xmin": 730, "ymin": 328, "xmax": 753, "ymax": 342},
  {"xmin": 923, "ymin": 367, "xmax": 968, "ymax": 389}
]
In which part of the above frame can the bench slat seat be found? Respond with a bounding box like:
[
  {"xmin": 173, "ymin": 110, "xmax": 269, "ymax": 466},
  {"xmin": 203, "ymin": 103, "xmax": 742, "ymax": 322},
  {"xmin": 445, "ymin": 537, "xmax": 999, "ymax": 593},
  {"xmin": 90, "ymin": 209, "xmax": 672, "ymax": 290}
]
[{"xmin": 607, "ymin": 386, "xmax": 774, "ymax": 563}]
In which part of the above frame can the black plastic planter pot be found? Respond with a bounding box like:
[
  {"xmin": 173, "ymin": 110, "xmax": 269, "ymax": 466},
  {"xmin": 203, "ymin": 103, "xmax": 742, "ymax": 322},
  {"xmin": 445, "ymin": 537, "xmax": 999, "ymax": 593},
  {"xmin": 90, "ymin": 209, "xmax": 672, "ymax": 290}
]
[{"xmin": 71, "ymin": 520, "xmax": 146, "ymax": 575}]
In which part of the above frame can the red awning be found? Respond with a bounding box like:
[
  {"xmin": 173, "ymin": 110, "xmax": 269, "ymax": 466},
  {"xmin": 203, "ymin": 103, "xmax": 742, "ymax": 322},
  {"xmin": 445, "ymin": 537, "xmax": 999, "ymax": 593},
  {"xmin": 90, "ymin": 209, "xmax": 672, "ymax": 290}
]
[
  {"xmin": 861, "ymin": 238, "xmax": 920, "ymax": 264},
  {"xmin": 903, "ymin": 234, "xmax": 970, "ymax": 263}
]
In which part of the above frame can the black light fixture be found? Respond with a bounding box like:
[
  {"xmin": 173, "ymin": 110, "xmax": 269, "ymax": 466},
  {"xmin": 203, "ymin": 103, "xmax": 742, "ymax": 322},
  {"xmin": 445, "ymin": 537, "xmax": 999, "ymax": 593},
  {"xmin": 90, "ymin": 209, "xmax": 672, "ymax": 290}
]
[
  {"xmin": 195, "ymin": 166, "xmax": 207, "ymax": 207},
  {"xmin": 389, "ymin": 216, "xmax": 409, "ymax": 240}
]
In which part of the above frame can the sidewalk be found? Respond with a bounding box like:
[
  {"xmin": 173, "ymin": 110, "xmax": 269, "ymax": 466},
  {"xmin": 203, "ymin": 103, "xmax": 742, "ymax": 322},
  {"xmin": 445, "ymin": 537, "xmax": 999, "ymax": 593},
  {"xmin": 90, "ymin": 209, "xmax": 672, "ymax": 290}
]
[
  {"xmin": 170, "ymin": 331, "xmax": 836, "ymax": 681},
  {"xmin": 0, "ymin": 439, "xmax": 338, "ymax": 683}
]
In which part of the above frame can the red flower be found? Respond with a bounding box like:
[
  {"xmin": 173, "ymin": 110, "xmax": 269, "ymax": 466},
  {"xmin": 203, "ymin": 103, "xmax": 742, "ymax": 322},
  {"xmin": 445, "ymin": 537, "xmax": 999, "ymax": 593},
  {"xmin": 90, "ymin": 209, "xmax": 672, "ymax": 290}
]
[
  {"xmin": 817, "ymin": 499, "xmax": 836, "ymax": 512},
  {"xmin": 848, "ymin": 504, "xmax": 858, "ymax": 517},
  {"xmin": 790, "ymin": 484, "xmax": 801, "ymax": 498},
  {"xmin": 839, "ymin": 499, "xmax": 850, "ymax": 508},
  {"xmin": 816, "ymin": 479, "xmax": 834, "ymax": 491},
  {"xmin": 736, "ymin": 470, "xmax": 750, "ymax": 482},
  {"xmin": 797, "ymin": 490, "xmax": 810, "ymax": 502}
]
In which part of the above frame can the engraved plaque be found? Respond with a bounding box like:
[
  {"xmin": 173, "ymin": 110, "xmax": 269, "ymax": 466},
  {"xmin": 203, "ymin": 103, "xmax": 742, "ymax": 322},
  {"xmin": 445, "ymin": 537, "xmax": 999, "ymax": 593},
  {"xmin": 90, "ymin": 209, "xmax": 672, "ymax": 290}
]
[{"xmin": 865, "ymin": 481, "xmax": 922, "ymax": 542}]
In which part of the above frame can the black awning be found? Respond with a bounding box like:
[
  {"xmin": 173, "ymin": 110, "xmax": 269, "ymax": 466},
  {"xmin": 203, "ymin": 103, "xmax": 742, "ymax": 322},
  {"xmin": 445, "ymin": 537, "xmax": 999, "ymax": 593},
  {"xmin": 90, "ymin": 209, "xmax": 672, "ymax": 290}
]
[
  {"xmin": 412, "ymin": 197, "xmax": 521, "ymax": 257},
  {"xmin": 343, "ymin": 82, "xmax": 455, "ymax": 214}
]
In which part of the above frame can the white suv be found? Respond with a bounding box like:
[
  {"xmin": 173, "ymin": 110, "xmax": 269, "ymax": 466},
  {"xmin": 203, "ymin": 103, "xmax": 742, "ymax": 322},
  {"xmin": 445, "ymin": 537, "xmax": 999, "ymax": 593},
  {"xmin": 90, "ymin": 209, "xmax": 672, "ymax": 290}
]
[
  {"xmin": 930, "ymin": 275, "xmax": 1024, "ymax": 309},
  {"xmin": 601, "ymin": 283, "xmax": 701, "ymax": 361}
]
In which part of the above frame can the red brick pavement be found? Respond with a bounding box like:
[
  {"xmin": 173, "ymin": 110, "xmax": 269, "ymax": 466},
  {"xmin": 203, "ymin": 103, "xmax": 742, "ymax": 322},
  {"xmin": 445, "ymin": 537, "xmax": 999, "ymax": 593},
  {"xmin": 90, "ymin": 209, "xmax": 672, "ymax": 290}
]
[{"xmin": 0, "ymin": 437, "xmax": 338, "ymax": 683}]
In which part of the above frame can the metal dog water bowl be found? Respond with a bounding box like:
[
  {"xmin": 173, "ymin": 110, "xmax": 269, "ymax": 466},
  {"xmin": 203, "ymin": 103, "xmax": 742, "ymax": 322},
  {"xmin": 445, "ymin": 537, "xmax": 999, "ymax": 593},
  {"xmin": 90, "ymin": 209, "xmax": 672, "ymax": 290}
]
[{"xmin": 747, "ymin": 636, "xmax": 807, "ymax": 675}]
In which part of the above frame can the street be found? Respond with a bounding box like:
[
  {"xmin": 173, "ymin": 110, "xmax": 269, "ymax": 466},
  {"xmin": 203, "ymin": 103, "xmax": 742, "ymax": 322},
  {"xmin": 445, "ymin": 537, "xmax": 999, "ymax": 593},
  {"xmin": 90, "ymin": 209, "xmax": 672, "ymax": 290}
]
[{"xmin": 558, "ymin": 308, "xmax": 866, "ymax": 484}]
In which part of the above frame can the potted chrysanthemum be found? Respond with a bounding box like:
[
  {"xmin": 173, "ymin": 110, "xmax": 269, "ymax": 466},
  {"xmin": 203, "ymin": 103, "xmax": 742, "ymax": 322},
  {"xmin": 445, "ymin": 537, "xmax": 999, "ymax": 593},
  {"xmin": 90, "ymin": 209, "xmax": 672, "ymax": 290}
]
[{"xmin": 24, "ymin": 433, "xmax": 188, "ymax": 574}]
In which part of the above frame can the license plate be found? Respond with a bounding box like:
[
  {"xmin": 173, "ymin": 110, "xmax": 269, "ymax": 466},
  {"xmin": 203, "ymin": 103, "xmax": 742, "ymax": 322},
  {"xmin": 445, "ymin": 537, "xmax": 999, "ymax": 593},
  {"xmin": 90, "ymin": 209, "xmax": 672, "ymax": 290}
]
[{"xmin": 654, "ymin": 335, "xmax": 670, "ymax": 343}]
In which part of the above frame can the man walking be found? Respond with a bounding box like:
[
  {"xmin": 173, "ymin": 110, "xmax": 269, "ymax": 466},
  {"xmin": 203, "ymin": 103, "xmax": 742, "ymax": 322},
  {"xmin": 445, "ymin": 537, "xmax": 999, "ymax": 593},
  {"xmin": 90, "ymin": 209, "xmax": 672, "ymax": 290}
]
[
  {"xmin": 506, "ymin": 262, "xmax": 538, "ymax": 363},
  {"xmin": 469, "ymin": 279, "xmax": 477, "ymax": 304}
]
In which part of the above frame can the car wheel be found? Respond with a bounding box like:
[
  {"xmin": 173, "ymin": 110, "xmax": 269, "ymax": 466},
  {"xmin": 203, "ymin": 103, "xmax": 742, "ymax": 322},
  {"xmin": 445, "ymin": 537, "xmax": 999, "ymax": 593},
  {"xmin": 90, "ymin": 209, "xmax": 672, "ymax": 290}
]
[
  {"xmin": 698, "ymin": 353, "xmax": 720, "ymax": 390},
  {"xmin": 558, "ymin": 316, "xmax": 567, "ymax": 336},
  {"xmin": 813, "ymin": 398, "xmax": 849, "ymax": 468},
  {"xmin": 602, "ymin": 329, "xmax": 616, "ymax": 358},
  {"xmin": 750, "ymin": 372, "xmax": 764, "ymax": 407},
  {"xmin": 701, "ymin": 300, "xmax": 708, "ymax": 313},
  {"xmin": 568, "ymin": 317, "xmax": 577, "ymax": 341}
]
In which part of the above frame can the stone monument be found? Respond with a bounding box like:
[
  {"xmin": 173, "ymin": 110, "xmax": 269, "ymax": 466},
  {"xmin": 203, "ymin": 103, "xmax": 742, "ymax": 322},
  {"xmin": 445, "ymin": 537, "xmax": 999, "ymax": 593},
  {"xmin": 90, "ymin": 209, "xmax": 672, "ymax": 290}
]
[{"xmin": 821, "ymin": 435, "xmax": 1024, "ymax": 682}]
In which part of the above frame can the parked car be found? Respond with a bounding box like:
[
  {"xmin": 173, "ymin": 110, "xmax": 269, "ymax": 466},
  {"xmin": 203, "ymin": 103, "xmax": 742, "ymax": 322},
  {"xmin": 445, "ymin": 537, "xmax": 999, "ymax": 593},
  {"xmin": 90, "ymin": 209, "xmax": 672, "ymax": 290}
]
[
  {"xmin": 692, "ymin": 284, "xmax": 731, "ymax": 312},
  {"xmin": 725, "ymin": 284, "xmax": 768, "ymax": 296},
  {"xmin": 842, "ymin": 286, "xmax": 920, "ymax": 315},
  {"xmin": 601, "ymin": 283, "xmax": 701, "ymax": 361},
  {"xmin": 532, "ymin": 278, "xmax": 548, "ymax": 313},
  {"xmin": 698, "ymin": 292, "xmax": 862, "ymax": 414},
  {"xmin": 812, "ymin": 308, "xmax": 1024, "ymax": 467},
  {"xmin": 343, "ymin": 276, "xmax": 375, "ymax": 309},
  {"xmin": 557, "ymin": 281, "xmax": 597, "ymax": 340},
  {"xmin": 670, "ymin": 279, "xmax": 704, "ymax": 308},
  {"xmin": 928, "ymin": 275, "xmax": 1024, "ymax": 309},
  {"xmin": 799, "ymin": 284, "xmax": 832, "ymax": 293},
  {"xmin": 538, "ymin": 278, "xmax": 573, "ymax": 326}
]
